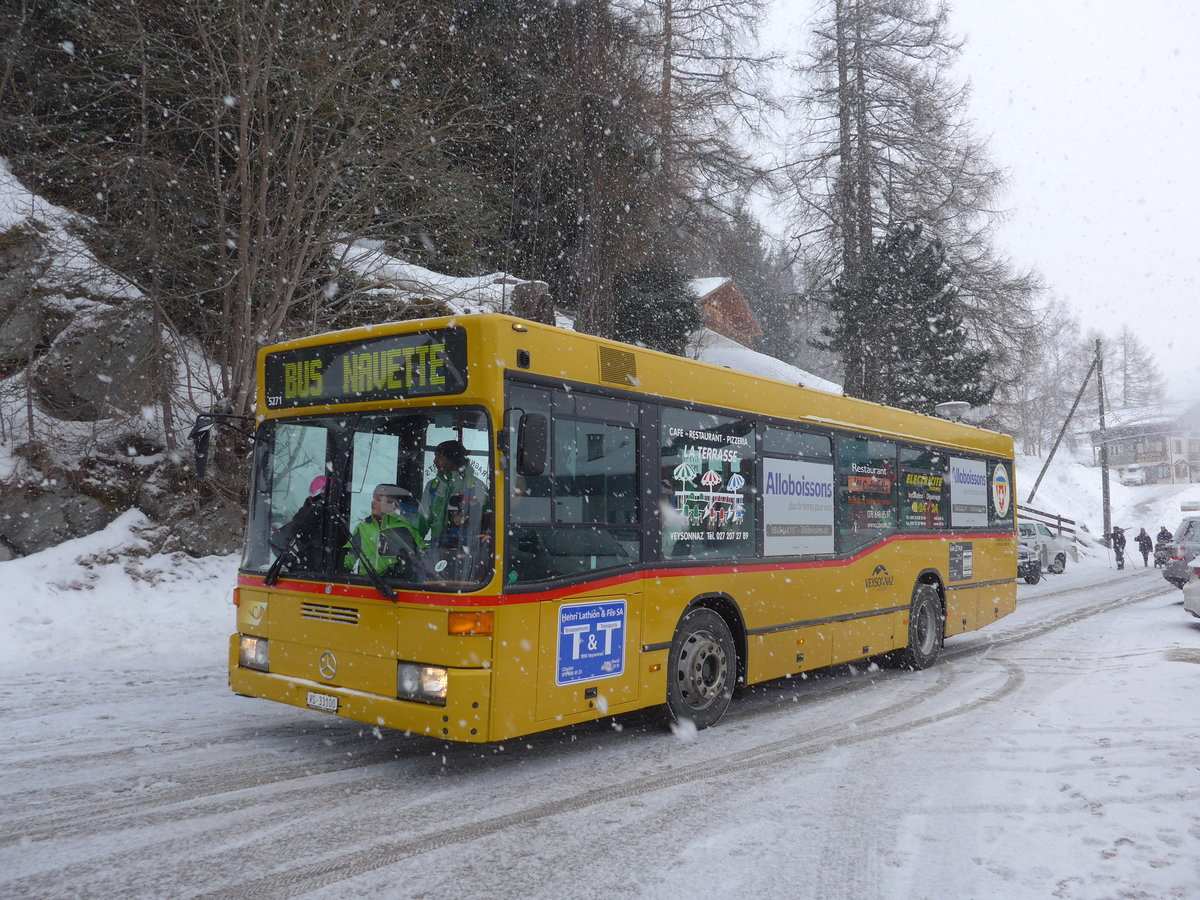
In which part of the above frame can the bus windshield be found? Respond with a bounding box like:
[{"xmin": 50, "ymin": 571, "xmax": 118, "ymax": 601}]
[{"xmin": 242, "ymin": 408, "xmax": 493, "ymax": 591}]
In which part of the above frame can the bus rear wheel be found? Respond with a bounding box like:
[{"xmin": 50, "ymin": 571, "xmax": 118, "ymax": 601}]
[
  {"xmin": 666, "ymin": 607, "xmax": 736, "ymax": 730},
  {"xmin": 893, "ymin": 583, "xmax": 943, "ymax": 670}
]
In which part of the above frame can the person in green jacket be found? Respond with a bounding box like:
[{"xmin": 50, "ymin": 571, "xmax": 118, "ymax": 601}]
[
  {"xmin": 420, "ymin": 440, "xmax": 488, "ymax": 545},
  {"xmin": 344, "ymin": 484, "xmax": 425, "ymax": 578}
]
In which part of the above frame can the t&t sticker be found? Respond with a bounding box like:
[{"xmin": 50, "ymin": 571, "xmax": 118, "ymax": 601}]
[{"xmin": 556, "ymin": 599, "xmax": 626, "ymax": 685}]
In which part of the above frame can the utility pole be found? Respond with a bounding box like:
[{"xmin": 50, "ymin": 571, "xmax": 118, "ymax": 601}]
[
  {"xmin": 1096, "ymin": 339, "xmax": 1111, "ymax": 541},
  {"xmin": 1025, "ymin": 351, "xmax": 1099, "ymax": 505}
]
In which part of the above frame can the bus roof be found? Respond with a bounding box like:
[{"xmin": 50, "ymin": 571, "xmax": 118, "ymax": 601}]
[{"xmin": 258, "ymin": 313, "xmax": 1012, "ymax": 458}]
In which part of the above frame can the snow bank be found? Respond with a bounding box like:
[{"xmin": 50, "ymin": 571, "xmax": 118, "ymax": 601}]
[{"xmin": 0, "ymin": 510, "xmax": 235, "ymax": 665}]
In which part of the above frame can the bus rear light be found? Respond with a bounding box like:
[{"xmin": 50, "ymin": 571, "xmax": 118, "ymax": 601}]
[
  {"xmin": 397, "ymin": 662, "xmax": 448, "ymax": 705},
  {"xmin": 239, "ymin": 635, "xmax": 269, "ymax": 671},
  {"xmin": 448, "ymin": 611, "xmax": 494, "ymax": 635},
  {"xmin": 232, "ymin": 588, "xmax": 241, "ymax": 607}
]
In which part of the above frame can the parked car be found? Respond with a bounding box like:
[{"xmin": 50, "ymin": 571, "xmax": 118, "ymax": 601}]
[
  {"xmin": 1120, "ymin": 464, "xmax": 1147, "ymax": 485},
  {"xmin": 1184, "ymin": 570, "xmax": 1200, "ymax": 619},
  {"xmin": 1017, "ymin": 543, "xmax": 1042, "ymax": 584},
  {"xmin": 1162, "ymin": 515, "xmax": 1200, "ymax": 590},
  {"xmin": 1017, "ymin": 521, "xmax": 1072, "ymax": 574}
]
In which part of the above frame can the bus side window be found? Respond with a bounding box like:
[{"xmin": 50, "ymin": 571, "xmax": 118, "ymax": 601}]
[
  {"xmin": 898, "ymin": 447, "xmax": 947, "ymax": 532},
  {"xmin": 837, "ymin": 437, "xmax": 896, "ymax": 552},
  {"xmin": 659, "ymin": 407, "xmax": 755, "ymax": 561}
]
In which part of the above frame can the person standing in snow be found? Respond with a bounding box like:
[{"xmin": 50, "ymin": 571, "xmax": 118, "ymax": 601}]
[
  {"xmin": 1134, "ymin": 527, "xmax": 1153, "ymax": 567},
  {"xmin": 1107, "ymin": 525, "xmax": 1127, "ymax": 570},
  {"xmin": 1154, "ymin": 525, "xmax": 1173, "ymax": 567}
]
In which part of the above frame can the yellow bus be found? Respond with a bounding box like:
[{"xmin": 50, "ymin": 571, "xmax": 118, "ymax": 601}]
[{"xmin": 216, "ymin": 313, "xmax": 1016, "ymax": 742}]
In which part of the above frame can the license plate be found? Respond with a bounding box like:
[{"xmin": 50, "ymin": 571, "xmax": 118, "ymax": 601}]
[{"xmin": 306, "ymin": 691, "xmax": 338, "ymax": 713}]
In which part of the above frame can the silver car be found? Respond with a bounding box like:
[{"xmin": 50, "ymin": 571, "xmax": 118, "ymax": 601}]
[
  {"xmin": 1185, "ymin": 574, "xmax": 1200, "ymax": 618},
  {"xmin": 1162, "ymin": 516, "xmax": 1200, "ymax": 590}
]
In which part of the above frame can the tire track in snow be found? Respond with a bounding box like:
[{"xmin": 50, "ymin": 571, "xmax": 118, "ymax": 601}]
[{"xmin": 1, "ymin": 582, "xmax": 1162, "ymax": 899}]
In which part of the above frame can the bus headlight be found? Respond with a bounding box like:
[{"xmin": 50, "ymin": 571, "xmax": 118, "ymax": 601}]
[
  {"xmin": 397, "ymin": 662, "xmax": 448, "ymax": 705},
  {"xmin": 239, "ymin": 635, "xmax": 269, "ymax": 671}
]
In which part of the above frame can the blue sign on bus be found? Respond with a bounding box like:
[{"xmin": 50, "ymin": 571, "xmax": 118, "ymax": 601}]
[{"xmin": 556, "ymin": 599, "xmax": 626, "ymax": 685}]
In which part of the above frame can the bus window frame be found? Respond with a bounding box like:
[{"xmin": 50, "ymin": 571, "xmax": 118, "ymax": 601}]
[
  {"xmin": 502, "ymin": 376, "xmax": 643, "ymax": 589},
  {"xmin": 502, "ymin": 372, "xmax": 1015, "ymax": 578}
]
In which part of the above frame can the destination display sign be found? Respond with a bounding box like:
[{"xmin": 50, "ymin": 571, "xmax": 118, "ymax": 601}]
[{"xmin": 262, "ymin": 327, "xmax": 467, "ymax": 410}]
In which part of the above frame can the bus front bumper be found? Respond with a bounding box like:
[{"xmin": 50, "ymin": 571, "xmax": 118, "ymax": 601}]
[{"xmin": 228, "ymin": 635, "xmax": 492, "ymax": 742}]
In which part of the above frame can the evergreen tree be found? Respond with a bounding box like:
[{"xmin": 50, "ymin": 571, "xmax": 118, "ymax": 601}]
[
  {"xmin": 823, "ymin": 224, "xmax": 992, "ymax": 414},
  {"xmin": 612, "ymin": 263, "xmax": 701, "ymax": 355}
]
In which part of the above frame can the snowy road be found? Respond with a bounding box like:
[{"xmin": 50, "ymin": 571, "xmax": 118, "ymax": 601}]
[{"xmin": 3, "ymin": 565, "xmax": 1198, "ymax": 899}]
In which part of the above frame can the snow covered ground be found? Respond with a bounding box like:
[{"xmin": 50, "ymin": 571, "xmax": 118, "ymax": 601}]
[{"xmin": 1, "ymin": 454, "xmax": 1198, "ymax": 898}]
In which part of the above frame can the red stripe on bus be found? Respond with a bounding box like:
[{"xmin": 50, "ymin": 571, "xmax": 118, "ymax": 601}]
[{"xmin": 238, "ymin": 530, "xmax": 1014, "ymax": 607}]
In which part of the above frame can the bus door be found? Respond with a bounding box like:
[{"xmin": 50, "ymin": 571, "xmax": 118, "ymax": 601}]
[{"xmin": 504, "ymin": 382, "xmax": 645, "ymax": 722}]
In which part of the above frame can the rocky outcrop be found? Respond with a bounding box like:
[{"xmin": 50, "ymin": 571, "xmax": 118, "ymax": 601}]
[
  {"xmin": 0, "ymin": 483, "xmax": 121, "ymax": 556},
  {"xmin": 0, "ymin": 225, "xmax": 45, "ymax": 320},
  {"xmin": 31, "ymin": 305, "xmax": 162, "ymax": 421},
  {"xmin": 0, "ymin": 226, "xmax": 73, "ymax": 376},
  {"xmin": 0, "ymin": 228, "xmax": 190, "ymax": 556}
]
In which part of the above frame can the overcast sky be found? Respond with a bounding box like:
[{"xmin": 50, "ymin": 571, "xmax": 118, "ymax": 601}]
[{"xmin": 768, "ymin": 0, "xmax": 1200, "ymax": 404}]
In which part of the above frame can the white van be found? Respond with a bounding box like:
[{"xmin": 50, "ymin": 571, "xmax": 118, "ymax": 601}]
[{"xmin": 1018, "ymin": 521, "xmax": 1074, "ymax": 573}]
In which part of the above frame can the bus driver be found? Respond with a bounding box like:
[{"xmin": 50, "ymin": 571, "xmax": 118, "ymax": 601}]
[{"xmin": 344, "ymin": 484, "xmax": 424, "ymax": 578}]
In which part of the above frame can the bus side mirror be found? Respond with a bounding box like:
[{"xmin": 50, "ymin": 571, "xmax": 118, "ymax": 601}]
[
  {"xmin": 188, "ymin": 417, "xmax": 214, "ymax": 478},
  {"xmin": 516, "ymin": 413, "xmax": 547, "ymax": 476},
  {"xmin": 187, "ymin": 412, "xmax": 256, "ymax": 478}
]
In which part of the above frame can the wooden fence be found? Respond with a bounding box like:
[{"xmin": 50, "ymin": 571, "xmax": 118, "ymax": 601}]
[{"xmin": 1016, "ymin": 504, "xmax": 1080, "ymax": 541}]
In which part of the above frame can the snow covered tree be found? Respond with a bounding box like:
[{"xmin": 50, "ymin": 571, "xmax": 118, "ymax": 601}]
[
  {"xmin": 625, "ymin": 0, "xmax": 774, "ymax": 222},
  {"xmin": 1106, "ymin": 325, "xmax": 1165, "ymax": 409},
  {"xmin": 822, "ymin": 223, "xmax": 992, "ymax": 413},
  {"xmin": 989, "ymin": 301, "xmax": 1094, "ymax": 456}
]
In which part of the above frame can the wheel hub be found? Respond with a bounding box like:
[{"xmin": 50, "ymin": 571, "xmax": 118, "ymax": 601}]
[{"xmin": 677, "ymin": 631, "xmax": 727, "ymax": 706}]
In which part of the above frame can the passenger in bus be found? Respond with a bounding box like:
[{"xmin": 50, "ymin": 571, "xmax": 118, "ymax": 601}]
[
  {"xmin": 344, "ymin": 483, "xmax": 425, "ymax": 578},
  {"xmin": 435, "ymin": 494, "xmax": 468, "ymax": 548},
  {"xmin": 420, "ymin": 440, "xmax": 488, "ymax": 544},
  {"xmin": 269, "ymin": 475, "xmax": 328, "ymax": 570}
]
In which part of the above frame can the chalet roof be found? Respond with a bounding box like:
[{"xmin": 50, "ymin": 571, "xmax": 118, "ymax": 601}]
[
  {"xmin": 1086, "ymin": 401, "xmax": 1200, "ymax": 438},
  {"xmin": 689, "ymin": 277, "xmax": 731, "ymax": 298}
]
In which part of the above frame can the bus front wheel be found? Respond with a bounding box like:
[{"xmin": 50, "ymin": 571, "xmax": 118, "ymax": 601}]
[
  {"xmin": 893, "ymin": 584, "xmax": 943, "ymax": 670},
  {"xmin": 666, "ymin": 607, "xmax": 736, "ymax": 730}
]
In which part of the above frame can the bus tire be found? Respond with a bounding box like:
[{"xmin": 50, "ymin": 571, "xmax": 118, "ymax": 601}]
[
  {"xmin": 666, "ymin": 607, "xmax": 736, "ymax": 730},
  {"xmin": 894, "ymin": 583, "xmax": 943, "ymax": 670}
]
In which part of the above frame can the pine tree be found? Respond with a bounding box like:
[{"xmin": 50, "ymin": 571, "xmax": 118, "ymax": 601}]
[
  {"xmin": 823, "ymin": 224, "xmax": 992, "ymax": 414},
  {"xmin": 612, "ymin": 263, "xmax": 702, "ymax": 355}
]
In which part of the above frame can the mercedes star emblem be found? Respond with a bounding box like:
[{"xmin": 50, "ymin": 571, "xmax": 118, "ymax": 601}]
[{"xmin": 318, "ymin": 651, "xmax": 337, "ymax": 679}]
